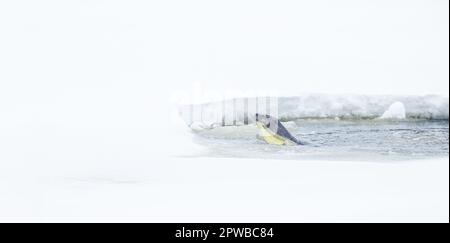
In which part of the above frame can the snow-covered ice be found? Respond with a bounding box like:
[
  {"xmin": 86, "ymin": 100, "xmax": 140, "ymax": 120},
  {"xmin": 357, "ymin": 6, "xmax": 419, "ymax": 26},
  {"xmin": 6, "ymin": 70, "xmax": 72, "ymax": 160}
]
[{"xmin": 0, "ymin": 156, "xmax": 448, "ymax": 222}]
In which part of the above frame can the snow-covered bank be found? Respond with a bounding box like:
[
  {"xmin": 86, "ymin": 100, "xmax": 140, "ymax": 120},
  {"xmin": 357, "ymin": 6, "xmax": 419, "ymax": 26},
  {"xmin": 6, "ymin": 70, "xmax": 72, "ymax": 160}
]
[
  {"xmin": 180, "ymin": 94, "xmax": 449, "ymax": 128},
  {"xmin": 1, "ymin": 157, "xmax": 448, "ymax": 222}
]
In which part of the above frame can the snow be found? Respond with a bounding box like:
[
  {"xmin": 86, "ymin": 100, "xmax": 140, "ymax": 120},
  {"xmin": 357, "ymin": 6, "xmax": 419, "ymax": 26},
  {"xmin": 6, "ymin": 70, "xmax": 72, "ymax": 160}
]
[
  {"xmin": 380, "ymin": 102, "xmax": 406, "ymax": 119},
  {"xmin": 181, "ymin": 95, "xmax": 449, "ymax": 128},
  {"xmin": 0, "ymin": 155, "xmax": 448, "ymax": 222}
]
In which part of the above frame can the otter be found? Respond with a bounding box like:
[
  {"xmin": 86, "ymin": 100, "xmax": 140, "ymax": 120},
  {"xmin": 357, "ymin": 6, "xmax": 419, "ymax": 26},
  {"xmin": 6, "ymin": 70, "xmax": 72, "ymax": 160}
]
[{"xmin": 255, "ymin": 113, "xmax": 304, "ymax": 145}]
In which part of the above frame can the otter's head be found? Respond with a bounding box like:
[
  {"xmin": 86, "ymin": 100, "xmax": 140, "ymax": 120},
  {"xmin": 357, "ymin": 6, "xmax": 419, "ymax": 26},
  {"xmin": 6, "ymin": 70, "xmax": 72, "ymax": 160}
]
[{"xmin": 255, "ymin": 113, "xmax": 273, "ymax": 128}]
